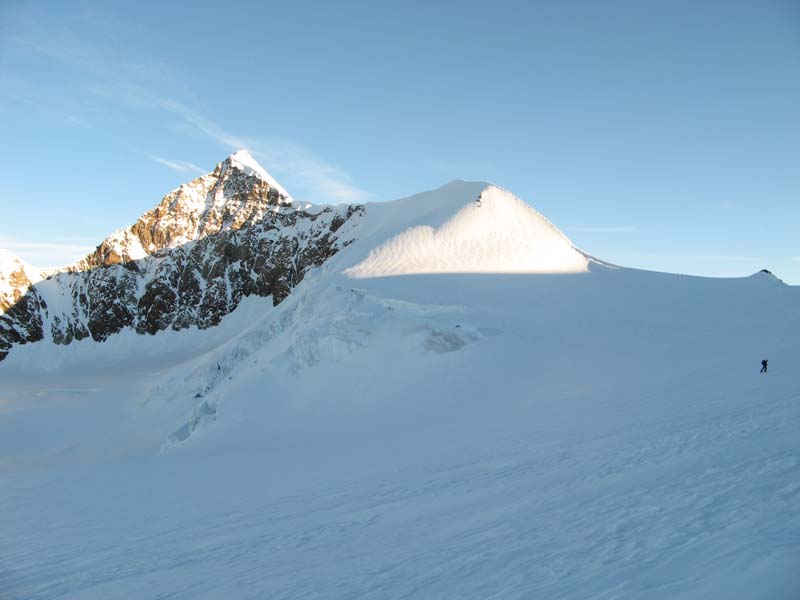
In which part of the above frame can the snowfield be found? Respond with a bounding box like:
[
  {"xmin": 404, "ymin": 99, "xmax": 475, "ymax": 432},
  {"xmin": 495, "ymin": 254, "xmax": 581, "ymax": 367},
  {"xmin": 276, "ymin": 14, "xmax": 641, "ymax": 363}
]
[{"xmin": 1, "ymin": 180, "xmax": 799, "ymax": 599}]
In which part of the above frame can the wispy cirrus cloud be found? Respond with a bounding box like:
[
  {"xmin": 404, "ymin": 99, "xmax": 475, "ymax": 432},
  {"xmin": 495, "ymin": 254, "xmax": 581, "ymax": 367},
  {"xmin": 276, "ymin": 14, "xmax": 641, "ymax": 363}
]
[
  {"xmin": 142, "ymin": 98, "xmax": 370, "ymax": 202},
  {"xmin": 0, "ymin": 239, "xmax": 94, "ymax": 253},
  {"xmin": 623, "ymin": 253, "xmax": 766, "ymax": 262},
  {"xmin": 248, "ymin": 140, "xmax": 371, "ymax": 203},
  {"xmin": 106, "ymin": 88, "xmax": 371, "ymax": 203},
  {"xmin": 567, "ymin": 226, "xmax": 639, "ymax": 233},
  {"xmin": 0, "ymin": 238, "xmax": 95, "ymax": 268},
  {"xmin": 426, "ymin": 158, "xmax": 496, "ymax": 177},
  {"xmin": 148, "ymin": 155, "xmax": 205, "ymax": 175},
  {"xmin": 4, "ymin": 21, "xmax": 370, "ymax": 204}
]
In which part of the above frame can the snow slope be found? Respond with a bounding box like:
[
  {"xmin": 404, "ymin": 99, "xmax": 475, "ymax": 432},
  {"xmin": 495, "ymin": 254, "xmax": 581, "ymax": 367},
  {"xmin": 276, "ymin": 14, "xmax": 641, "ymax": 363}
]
[
  {"xmin": 1, "ymin": 180, "xmax": 799, "ymax": 599},
  {"xmin": 346, "ymin": 184, "xmax": 588, "ymax": 277}
]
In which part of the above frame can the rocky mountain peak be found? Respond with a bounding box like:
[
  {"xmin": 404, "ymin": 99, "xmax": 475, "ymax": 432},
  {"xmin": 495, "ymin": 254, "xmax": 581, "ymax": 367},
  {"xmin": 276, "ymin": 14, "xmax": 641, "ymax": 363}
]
[
  {"xmin": 226, "ymin": 149, "xmax": 292, "ymax": 201},
  {"xmin": 74, "ymin": 152, "xmax": 295, "ymax": 270},
  {"xmin": 0, "ymin": 154, "xmax": 365, "ymax": 361}
]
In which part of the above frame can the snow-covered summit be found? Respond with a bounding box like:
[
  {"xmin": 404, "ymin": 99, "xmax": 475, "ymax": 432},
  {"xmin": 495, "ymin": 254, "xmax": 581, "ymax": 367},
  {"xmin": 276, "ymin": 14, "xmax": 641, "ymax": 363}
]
[
  {"xmin": 0, "ymin": 249, "xmax": 27, "ymax": 277},
  {"xmin": 749, "ymin": 269, "xmax": 785, "ymax": 285},
  {"xmin": 345, "ymin": 182, "xmax": 589, "ymax": 277},
  {"xmin": 228, "ymin": 149, "xmax": 292, "ymax": 201},
  {"xmin": 0, "ymin": 249, "xmax": 43, "ymax": 314}
]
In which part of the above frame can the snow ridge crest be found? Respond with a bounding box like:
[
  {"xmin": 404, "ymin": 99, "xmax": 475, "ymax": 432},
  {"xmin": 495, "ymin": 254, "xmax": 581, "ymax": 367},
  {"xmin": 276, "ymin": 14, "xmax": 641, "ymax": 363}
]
[{"xmin": 346, "ymin": 183, "xmax": 589, "ymax": 278}]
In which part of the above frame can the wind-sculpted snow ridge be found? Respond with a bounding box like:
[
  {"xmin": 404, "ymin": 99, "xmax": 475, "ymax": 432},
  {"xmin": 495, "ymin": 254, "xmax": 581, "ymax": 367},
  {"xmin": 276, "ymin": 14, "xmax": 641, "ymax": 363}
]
[
  {"xmin": 154, "ymin": 283, "xmax": 377, "ymax": 445},
  {"xmin": 147, "ymin": 275, "xmax": 483, "ymax": 446},
  {"xmin": 345, "ymin": 184, "xmax": 589, "ymax": 278}
]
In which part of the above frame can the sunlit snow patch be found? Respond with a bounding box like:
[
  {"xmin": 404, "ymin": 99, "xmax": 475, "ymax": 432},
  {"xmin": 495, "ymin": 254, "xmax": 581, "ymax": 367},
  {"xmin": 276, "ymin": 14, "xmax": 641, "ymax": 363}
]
[{"xmin": 345, "ymin": 185, "xmax": 589, "ymax": 278}]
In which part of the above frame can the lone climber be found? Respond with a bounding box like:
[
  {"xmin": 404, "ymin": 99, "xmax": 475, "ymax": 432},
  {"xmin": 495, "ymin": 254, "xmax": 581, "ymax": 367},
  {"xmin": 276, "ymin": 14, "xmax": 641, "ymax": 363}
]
[{"xmin": 760, "ymin": 359, "xmax": 768, "ymax": 373}]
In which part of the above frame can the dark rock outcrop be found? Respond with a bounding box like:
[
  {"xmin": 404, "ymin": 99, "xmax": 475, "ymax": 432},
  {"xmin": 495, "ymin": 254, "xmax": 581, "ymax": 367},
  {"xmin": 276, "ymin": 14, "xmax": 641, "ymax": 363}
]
[{"xmin": 0, "ymin": 153, "xmax": 365, "ymax": 361}]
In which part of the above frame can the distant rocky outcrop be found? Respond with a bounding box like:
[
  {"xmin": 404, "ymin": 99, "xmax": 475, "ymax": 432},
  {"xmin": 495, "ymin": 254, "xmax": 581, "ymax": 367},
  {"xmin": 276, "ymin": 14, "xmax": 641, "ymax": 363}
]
[{"xmin": 750, "ymin": 269, "xmax": 786, "ymax": 285}]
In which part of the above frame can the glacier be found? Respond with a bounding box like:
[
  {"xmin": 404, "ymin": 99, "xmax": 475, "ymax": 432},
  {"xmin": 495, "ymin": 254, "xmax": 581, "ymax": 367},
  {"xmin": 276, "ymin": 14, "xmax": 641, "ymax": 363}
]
[{"xmin": 0, "ymin": 155, "xmax": 798, "ymax": 599}]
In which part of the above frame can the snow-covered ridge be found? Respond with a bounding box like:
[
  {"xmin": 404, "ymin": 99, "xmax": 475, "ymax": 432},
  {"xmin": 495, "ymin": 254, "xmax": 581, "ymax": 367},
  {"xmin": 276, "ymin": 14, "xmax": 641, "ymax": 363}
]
[
  {"xmin": 345, "ymin": 184, "xmax": 589, "ymax": 277},
  {"xmin": 749, "ymin": 269, "xmax": 786, "ymax": 285},
  {"xmin": 4, "ymin": 155, "xmax": 790, "ymax": 364}
]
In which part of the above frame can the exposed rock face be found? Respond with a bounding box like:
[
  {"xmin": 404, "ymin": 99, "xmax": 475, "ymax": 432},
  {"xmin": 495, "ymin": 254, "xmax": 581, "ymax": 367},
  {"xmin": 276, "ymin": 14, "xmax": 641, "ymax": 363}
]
[
  {"xmin": 74, "ymin": 150, "xmax": 295, "ymax": 271},
  {"xmin": 0, "ymin": 152, "xmax": 364, "ymax": 361},
  {"xmin": 0, "ymin": 251, "xmax": 46, "ymax": 361}
]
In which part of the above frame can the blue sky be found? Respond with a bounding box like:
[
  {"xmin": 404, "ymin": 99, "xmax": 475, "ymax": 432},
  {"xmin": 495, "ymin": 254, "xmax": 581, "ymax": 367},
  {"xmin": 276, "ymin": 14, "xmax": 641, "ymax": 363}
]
[{"xmin": 1, "ymin": 0, "xmax": 798, "ymax": 282}]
